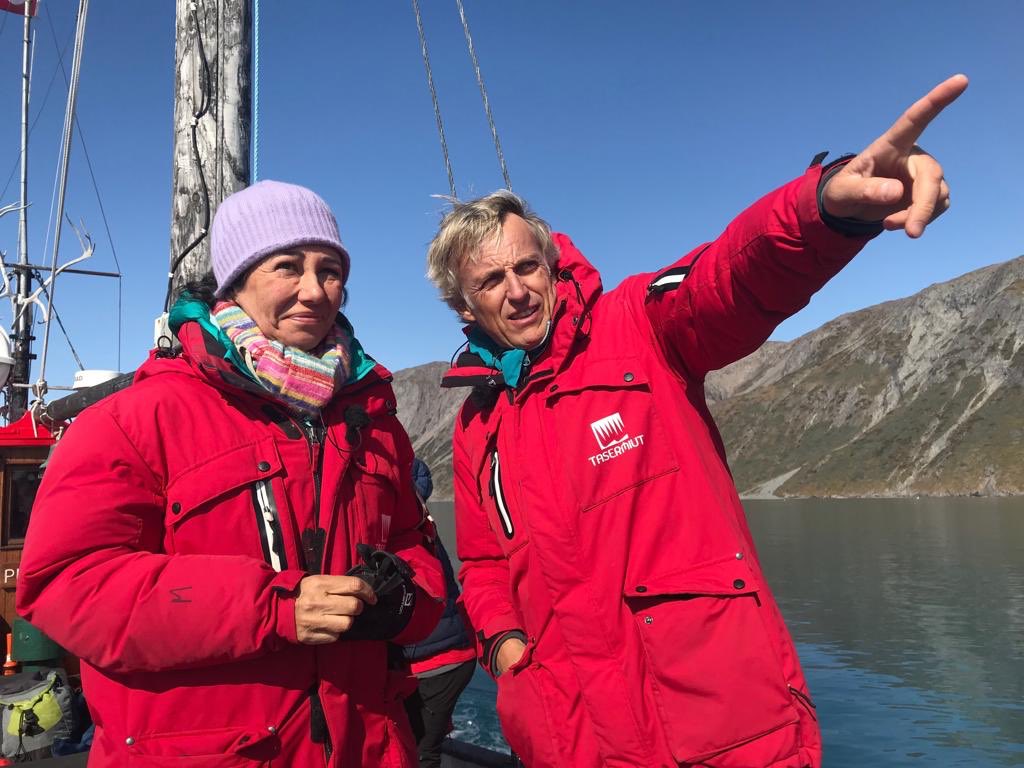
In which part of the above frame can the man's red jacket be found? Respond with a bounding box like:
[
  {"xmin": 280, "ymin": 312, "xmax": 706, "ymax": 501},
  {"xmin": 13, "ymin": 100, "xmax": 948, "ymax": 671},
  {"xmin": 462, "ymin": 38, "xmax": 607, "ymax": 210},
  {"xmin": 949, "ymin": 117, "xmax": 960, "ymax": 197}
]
[{"xmin": 444, "ymin": 164, "xmax": 873, "ymax": 767}]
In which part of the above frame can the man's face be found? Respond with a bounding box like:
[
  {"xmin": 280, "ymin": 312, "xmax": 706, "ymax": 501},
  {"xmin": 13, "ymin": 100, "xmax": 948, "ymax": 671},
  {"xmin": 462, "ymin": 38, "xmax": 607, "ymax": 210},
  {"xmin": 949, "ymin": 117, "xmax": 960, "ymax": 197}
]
[{"xmin": 457, "ymin": 214, "xmax": 558, "ymax": 350}]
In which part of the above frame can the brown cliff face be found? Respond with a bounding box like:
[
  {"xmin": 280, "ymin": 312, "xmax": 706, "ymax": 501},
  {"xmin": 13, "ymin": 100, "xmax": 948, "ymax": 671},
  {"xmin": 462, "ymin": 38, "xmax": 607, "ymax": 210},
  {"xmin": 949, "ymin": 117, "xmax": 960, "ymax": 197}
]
[
  {"xmin": 708, "ymin": 255, "xmax": 1024, "ymax": 497},
  {"xmin": 391, "ymin": 361, "xmax": 466, "ymax": 502},
  {"xmin": 396, "ymin": 256, "xmax": 1024, "ymax": 499}
]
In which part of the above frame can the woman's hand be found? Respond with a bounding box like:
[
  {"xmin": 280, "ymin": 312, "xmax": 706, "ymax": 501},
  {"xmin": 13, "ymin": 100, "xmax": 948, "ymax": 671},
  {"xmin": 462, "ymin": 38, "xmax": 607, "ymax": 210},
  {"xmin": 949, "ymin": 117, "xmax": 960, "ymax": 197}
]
[{"xmin": 294, "ymin": 574, "xmax": 377, "ymax": 644}]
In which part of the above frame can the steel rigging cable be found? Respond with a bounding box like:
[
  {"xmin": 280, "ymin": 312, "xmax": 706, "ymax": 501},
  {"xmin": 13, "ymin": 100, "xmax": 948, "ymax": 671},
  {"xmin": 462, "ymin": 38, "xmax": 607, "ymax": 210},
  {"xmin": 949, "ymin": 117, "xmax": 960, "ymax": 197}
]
[
  {"xmin": 411, "ymin": 0, "xmax": 513, "ymax": 196},
  {"xmin": 36, "ymin": 0, "xmax": 90, "ymax": 397},
  {"xmin": 41, "ymin": 5, "xmax": 123, "ymax": 370},
  {"xmin": 455, "ymin": 0, "xmax": 512, "ymax": 192},
  {"xmin": 411, "ymin": 0, "xmax": 456, "ymax": 199}
]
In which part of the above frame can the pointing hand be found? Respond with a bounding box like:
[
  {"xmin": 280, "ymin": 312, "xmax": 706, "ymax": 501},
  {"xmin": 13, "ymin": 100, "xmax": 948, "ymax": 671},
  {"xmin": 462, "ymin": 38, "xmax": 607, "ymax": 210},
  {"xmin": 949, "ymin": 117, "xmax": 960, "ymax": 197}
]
[{"xmin": 821, "ymin": 74, "xmax": 968, "ymax": 238}]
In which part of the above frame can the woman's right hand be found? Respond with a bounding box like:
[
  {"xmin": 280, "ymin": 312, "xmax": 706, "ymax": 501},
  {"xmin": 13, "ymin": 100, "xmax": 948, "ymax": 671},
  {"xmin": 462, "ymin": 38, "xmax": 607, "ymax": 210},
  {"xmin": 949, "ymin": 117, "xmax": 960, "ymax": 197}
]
[{"xmin": 294, "ymin": 575, "xmax": 378, "ymax": 644}]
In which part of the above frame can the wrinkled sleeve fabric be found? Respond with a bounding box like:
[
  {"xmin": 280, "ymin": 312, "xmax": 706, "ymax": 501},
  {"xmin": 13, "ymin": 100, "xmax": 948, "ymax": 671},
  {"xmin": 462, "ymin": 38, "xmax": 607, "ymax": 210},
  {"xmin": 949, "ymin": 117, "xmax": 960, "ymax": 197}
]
[
  {"xmin": 451, "ymin": 420, "xmax": 521, "ymax": 649},
  {"xmin": 382, "ymin": 427, "xmax": 445, "ymax": 645},
  {"xmin": 16, "ymin": 406, "xmax": 305, "ymax": 675},
  {"xmin": 643, "ymin": 164, "xmax": 877, "ymax": 379}
]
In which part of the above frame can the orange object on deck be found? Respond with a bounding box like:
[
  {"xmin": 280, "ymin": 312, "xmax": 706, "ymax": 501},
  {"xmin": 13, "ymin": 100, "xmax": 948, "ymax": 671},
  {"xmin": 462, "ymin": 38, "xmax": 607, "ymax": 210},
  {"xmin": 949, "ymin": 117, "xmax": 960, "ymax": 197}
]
[{"xmin": 2, "ymin": 631, "xmax": 17, "ymax": 675}]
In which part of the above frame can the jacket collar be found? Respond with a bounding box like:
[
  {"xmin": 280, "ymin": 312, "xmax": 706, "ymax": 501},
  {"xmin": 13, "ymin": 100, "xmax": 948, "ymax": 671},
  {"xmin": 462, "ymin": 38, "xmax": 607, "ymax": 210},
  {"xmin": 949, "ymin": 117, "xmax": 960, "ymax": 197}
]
[{"xmin": 442, "ymin": 232, "xmax": 602, "ymax": 395}]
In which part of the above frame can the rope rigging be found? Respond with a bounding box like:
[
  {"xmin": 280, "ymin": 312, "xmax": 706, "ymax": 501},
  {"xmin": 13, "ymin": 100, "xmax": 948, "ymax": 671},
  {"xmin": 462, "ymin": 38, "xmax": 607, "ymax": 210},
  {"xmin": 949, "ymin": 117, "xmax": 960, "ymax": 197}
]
[
  {"xmin": 252, "ymin": 0, "xmax": 261, "ymax": 182},
  {"xmin": 411, "ymin": 0, "xmax": 456, "ymax": 199},
  {"xmin": 455, "ymin": 0, "xmax": 512, "ymax": 192},
  {"xmin": 0, "ymin": 19, "xmax": 72, "ymax": 204},
  {"xmin": 41, "ymin": 5, "xmax": 123, "ymax": 370},
  {"xmin": 31, "ymin": 263, "xmax": 85, "ymax": 372},
  {"xmin": 411, "ymin": 0, "xmax": 513, "ymax": 197},
  {"xmin": 36, "ymin": 0, "xmax": 90, "ymax": 399}
]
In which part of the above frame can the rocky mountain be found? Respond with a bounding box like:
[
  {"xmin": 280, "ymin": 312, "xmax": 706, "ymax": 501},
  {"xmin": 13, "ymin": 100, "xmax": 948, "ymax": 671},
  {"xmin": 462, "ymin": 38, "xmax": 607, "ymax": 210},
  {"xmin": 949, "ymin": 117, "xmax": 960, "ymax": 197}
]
[
  {"xmin": 395, "ymin": 256, "xmax": 1024, "ymax": 499},
  {"xmin": 391, "ymin": 361, "xmax": 466, "ymax": 501}
]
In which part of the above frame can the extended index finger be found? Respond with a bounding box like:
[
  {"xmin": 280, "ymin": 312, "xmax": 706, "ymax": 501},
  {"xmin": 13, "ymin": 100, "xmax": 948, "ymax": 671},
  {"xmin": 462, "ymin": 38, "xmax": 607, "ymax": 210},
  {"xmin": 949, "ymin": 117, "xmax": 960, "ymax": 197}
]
[{"xmin": 877, "ymin": 74, "xmax": 968, "ymax": 151}]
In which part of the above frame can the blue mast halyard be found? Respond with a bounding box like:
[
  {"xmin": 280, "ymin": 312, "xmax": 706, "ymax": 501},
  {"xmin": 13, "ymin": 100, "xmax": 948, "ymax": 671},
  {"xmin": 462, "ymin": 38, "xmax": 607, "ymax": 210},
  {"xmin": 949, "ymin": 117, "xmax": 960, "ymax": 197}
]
[{"xmin": 9, "ymin": 0, "xmax": 34, "ymax": 422}]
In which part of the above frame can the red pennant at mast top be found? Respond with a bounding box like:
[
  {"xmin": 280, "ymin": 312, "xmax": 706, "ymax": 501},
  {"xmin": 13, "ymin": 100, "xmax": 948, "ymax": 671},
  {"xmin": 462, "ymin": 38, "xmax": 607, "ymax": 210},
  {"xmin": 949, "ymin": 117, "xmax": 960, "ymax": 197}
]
[{"xmin": 0, "ymin": 1, "xmax": 38, "ymax": 17}]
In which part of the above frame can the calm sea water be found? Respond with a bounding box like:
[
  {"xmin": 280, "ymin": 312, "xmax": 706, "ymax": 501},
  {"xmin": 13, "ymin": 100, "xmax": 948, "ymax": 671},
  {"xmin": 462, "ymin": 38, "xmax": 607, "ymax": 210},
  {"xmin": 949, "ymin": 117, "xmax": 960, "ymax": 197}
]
[{"xmin": 429, "ymin": 498, "xmax": 1024, "ymax": 766}]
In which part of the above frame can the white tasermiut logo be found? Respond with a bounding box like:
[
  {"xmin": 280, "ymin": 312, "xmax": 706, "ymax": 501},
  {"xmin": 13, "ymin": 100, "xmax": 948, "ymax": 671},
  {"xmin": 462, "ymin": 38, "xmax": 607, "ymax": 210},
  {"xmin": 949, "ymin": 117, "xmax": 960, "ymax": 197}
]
[
  {"xmin": 588, "ymin": 413, "xmax": 645, "ymax": 466},
  {"xmin": 591, "ymin": 413, "xmax": 629, "ymax": 449}
]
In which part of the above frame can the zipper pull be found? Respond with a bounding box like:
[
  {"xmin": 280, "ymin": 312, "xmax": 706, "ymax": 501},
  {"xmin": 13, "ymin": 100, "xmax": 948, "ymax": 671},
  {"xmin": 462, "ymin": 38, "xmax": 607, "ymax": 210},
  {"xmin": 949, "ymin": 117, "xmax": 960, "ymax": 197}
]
[
  {"xmin": 254, "ymin": 480, "xmax": 286, "ymax": 572},
  {"xmin": 488, "ymin": 451, "xmax": 497, "ymax": 498},
  {"xmin": 302, "ymin": 418, "xmax": 325, "ymax": 446}
]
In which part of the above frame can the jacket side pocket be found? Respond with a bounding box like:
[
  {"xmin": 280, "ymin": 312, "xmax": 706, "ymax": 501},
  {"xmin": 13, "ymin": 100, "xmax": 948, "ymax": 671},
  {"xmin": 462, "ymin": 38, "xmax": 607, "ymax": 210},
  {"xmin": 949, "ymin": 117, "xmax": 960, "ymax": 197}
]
[
  {"xmin": 124, "ymin": 724, "xmax": 278, "ymax": 766},
  {"xmin": 494, "ymin": 642, "xmax": 562, "ymax": 768},
  {"xmin": 624, "ymin": 560, "xmax": 801, "ymax": 764}
]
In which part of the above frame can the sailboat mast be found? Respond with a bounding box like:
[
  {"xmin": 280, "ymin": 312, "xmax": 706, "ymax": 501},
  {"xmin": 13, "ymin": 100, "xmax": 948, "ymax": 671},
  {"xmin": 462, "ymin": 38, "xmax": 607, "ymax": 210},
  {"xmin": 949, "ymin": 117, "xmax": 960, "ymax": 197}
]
[
  {"xmin": 9, "ymin": 2, "xmax": 34, "ymax": 422},
  {"xmin": 168, "ymin": 0, "xmax": 251, "ymax": 301}
]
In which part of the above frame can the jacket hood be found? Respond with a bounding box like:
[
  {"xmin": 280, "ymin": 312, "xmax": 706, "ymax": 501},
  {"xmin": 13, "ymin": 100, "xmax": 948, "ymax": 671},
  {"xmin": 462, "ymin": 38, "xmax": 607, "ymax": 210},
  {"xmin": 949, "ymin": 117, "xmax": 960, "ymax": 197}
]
[{"xmin": 442, "ymin": 232, "xmax": 603, "ymax": 391}]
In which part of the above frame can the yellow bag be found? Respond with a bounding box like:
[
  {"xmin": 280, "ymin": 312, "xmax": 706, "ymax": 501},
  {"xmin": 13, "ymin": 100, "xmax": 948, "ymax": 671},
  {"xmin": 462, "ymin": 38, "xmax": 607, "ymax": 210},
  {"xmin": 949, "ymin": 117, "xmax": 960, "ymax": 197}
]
[
  {"xmin": 6, "ymin": 683, "xmax": 63, "ymax": 736},
  {"xmin": 0, "ymin": 669, "xmax": 75, "ymax": 758}
]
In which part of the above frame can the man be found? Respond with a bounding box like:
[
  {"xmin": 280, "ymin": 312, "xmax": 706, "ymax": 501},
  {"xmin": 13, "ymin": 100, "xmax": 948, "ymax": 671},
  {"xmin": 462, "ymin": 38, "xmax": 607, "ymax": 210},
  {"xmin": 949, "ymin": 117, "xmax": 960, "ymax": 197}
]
[{"xmin": 425, "ymin": 75, "xmax": 967, "ymax": 768}]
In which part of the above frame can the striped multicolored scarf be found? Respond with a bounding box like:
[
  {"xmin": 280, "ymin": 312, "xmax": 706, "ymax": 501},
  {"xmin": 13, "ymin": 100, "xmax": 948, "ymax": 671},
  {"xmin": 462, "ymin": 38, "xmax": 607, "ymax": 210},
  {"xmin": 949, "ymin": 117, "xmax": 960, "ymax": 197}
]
[{"xmin": 212, "ymin": 301, "xmax": 353, "ymax": 416}]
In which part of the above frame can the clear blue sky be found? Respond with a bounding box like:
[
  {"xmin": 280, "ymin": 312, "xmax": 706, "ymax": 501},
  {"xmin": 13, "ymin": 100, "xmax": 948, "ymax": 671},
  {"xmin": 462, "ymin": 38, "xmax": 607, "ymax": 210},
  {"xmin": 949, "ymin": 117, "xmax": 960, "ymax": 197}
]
[{"xmin": 0, "ymin": 1, "xmax": 1020, "ymax": 394}]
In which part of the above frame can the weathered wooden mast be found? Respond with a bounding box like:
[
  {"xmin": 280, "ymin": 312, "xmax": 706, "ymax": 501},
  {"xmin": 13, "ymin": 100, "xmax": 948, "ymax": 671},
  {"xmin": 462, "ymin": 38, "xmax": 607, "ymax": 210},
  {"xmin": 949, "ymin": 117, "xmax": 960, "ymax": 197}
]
[{"xmin": 168, "ymin": 0, "xmax": 251, "ymax": 303}]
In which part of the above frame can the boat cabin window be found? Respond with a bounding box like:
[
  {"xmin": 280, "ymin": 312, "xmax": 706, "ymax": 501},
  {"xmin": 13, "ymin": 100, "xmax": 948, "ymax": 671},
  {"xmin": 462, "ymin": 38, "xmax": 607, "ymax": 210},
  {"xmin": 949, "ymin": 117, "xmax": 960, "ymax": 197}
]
[{"xmin": 3, "ymin": 462, "xmax": 44, "ymax": 547}]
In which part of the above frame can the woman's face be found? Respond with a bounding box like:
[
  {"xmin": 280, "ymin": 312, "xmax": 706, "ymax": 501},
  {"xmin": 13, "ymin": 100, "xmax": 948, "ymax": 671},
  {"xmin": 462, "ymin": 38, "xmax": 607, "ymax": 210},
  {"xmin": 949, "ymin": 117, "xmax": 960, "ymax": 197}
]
[{"xmin": 232, "ymin": 246, "xmax": 346, "ymax": 351}]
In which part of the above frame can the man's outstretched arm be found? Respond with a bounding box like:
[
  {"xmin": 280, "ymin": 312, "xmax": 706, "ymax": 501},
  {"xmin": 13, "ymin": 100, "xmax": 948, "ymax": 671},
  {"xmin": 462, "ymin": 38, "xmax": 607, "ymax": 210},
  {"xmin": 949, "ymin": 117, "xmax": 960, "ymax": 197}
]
[{"xmin": 640, "ymin": 74, "xmax": 968, "ymax": 378}]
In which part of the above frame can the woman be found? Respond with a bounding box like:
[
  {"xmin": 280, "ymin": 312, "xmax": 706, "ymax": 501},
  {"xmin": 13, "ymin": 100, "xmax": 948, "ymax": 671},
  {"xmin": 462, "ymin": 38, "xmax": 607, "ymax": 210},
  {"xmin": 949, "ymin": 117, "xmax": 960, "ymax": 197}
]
[{"xmin": 17, "ymin": 180, "xmax": 444, "ymax": 767}]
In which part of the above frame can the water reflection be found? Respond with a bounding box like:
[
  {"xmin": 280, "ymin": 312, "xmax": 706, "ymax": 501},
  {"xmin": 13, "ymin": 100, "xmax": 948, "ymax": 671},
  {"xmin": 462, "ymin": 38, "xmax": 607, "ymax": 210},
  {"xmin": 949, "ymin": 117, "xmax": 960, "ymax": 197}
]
[
  {"xmin": 431, "ymin": 498, "xmax": 1024, "ymax": 766},
  {"xmin": 747, "ymin": 498, "xmax": 1024, "ymax": 766}
]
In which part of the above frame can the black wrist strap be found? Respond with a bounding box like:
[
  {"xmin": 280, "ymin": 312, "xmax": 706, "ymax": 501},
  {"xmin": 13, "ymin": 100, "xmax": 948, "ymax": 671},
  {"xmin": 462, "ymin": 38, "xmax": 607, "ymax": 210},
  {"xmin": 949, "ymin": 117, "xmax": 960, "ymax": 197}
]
[{"xmin": 813, "ymin": 152, "xmax": 886, "ymax": 238}]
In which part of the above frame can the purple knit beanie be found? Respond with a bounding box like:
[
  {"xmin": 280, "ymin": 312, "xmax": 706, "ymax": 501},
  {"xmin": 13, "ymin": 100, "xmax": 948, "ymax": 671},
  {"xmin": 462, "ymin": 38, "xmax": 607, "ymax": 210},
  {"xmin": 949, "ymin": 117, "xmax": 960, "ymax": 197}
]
[{"xmin": 210, "ymin": 180, "xmax": 350, "ymax": 297}]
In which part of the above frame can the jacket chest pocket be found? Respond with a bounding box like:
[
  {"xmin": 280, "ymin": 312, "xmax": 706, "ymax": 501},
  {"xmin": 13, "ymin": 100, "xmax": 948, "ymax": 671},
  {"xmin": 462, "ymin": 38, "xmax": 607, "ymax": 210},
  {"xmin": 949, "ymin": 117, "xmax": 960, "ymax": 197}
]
[
  {"xmin": 345, "ymin": 446, "xmax": 402, "ymax": 551},
  {"xmin": 165, "ymin": 437, "xmax": 289, "ymax": 570},
  {"xmin": 545, "ymin": 359, "xmax": 679, "ymax": 512}
]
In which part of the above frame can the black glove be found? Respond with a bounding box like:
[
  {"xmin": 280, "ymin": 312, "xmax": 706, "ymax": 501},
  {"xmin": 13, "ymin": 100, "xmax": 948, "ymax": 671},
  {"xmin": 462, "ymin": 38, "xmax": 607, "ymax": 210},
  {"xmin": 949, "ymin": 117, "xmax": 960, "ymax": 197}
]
[{"xmin": 342, "ymin": 543, "xmax": 417, "ymax": 641}]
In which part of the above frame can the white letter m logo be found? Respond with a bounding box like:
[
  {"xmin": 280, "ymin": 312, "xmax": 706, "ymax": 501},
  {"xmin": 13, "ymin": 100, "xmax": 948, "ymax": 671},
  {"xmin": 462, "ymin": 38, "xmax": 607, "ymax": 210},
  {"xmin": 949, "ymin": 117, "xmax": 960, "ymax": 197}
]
[{"xmin": 590, "ymin": 413, "xmax": 629, "ymax": 450}]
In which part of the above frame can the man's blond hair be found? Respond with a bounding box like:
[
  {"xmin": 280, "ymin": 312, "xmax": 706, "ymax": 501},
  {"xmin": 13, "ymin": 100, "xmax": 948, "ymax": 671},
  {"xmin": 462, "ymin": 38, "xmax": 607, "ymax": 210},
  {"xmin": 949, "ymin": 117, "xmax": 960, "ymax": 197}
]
[{"xmin": 426, "ymin": 190, "xmax": 559, "ymax": 314}]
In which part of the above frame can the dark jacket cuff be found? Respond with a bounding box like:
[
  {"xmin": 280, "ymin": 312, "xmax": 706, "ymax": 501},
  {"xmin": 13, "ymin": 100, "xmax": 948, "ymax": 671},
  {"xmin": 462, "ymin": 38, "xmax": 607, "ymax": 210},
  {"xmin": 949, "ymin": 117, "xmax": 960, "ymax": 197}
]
[
  {"xmin": 814, "ymin": 153, "xmax": 886, "ymax": 238},
  {"xmin": 482, "ymin": 629, "xmax": 527, "ymax": 677}
]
